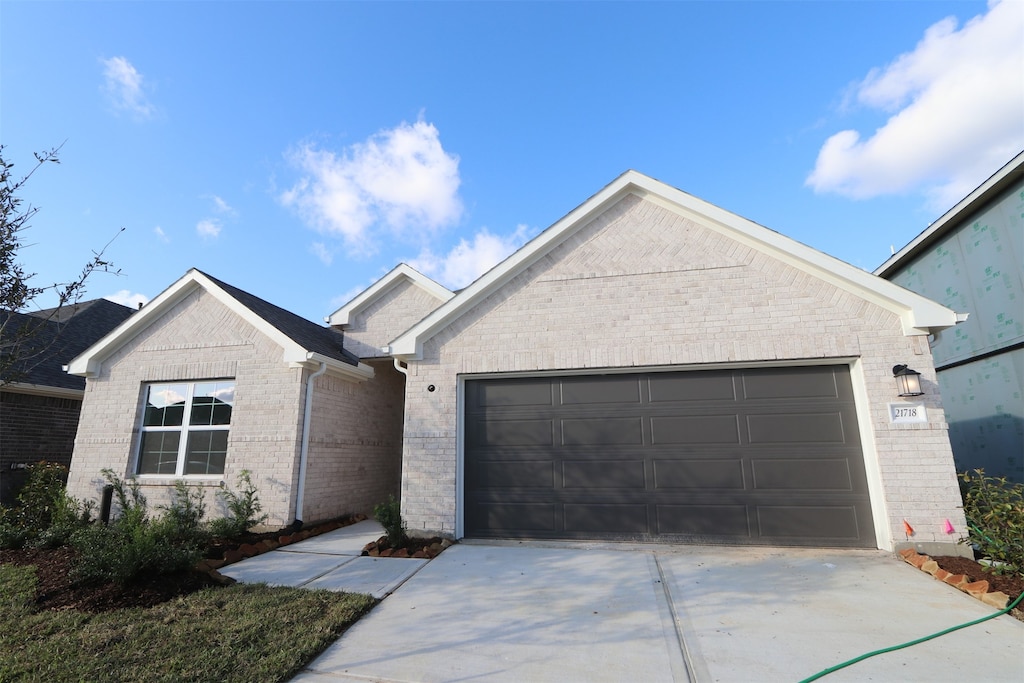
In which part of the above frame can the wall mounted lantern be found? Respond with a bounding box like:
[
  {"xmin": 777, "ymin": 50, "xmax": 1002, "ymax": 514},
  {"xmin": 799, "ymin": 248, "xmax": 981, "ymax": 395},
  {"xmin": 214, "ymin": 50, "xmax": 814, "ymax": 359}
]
[{"xmin": 892, "ymin": 364, "xmax": 924, "ymax": 397}]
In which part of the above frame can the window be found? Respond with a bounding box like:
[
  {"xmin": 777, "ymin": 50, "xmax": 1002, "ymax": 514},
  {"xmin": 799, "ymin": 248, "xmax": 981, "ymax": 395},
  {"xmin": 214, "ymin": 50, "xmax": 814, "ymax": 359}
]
[{"xmin": 137, "ymin": 381, "xmax": 235, "ymax": 476}]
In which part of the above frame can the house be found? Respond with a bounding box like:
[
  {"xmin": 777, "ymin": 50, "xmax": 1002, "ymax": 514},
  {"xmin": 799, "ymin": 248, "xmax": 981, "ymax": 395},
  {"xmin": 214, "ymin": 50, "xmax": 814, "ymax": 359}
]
[
  {"xmin": 875, "ymin": 151, "xmax": 1023, "ymax": 484},
  {"xmin": 65, "ymin": 271, "xmax": 404, "ymax": 525},
  {"xmin": 1, "ymin": 299, "xmax": 135, "ymax": 505},
  {"xmin": 67, "ymin": 171, "xmax": 970, "ymax": 557}
]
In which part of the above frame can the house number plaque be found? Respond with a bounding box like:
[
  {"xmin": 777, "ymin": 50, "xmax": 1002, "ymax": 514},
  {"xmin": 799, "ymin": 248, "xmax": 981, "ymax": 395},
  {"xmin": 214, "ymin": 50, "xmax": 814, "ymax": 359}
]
[{"xmin": 888, "ymin": 403, "xmax": 927, "ymax": 423}]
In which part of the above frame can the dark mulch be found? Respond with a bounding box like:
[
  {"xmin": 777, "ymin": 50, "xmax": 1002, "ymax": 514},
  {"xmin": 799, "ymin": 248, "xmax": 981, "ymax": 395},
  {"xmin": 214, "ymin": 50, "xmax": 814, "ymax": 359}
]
[
  {"xmin": 1, "ymin": 516, "xmax": 451, "ymax": 614},
  {"xmin": 932, "ymin": 555, "xmax": 1024, "ymax": 600}
]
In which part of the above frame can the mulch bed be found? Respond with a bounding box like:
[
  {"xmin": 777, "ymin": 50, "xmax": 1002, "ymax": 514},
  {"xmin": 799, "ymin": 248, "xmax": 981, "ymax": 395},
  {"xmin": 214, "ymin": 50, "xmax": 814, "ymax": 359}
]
[
  {"xmin": 1, "ymin": 514, "xmax": 449, "ymax": 614},
  {"xmin": 931, "ymin": 555, "xmax": 1023, "ymax": 620}
]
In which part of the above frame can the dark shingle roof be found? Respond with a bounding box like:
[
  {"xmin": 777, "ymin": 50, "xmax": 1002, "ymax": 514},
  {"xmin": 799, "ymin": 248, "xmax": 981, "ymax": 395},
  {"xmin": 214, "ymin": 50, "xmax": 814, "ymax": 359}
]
[
  {"xmin": 2, "ymin": 299, "xmax": 136, "ymax": 391},
  {"xmin": 198, "ymin": 271, "xmax": 359, "ymax": 367}
]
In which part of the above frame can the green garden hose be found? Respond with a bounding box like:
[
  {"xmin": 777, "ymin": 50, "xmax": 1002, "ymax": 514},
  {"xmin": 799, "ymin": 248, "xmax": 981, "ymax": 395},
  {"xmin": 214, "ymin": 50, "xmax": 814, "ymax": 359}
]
[{"xmin": 797, "ymin": 589, "xmax": 1023, "ymax": 683}]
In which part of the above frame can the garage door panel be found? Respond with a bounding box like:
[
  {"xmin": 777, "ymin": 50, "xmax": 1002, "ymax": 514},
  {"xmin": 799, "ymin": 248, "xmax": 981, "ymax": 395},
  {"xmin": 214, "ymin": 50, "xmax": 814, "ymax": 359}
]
[
  {"xmin": 472, "ymin": 379, "xmax": 553, "ymax": 408},
  {"xmin": 563, "ymin": 460, "xmax": 646, "ymax": 489},
  {"xmin": 650, "ymin": 415, "xmax": 740, "ymax": 444},
  {"xmin": 757, "ymin": 505, "xmax": 862, "ymax": 540},
  {"xmin": 746, "ymin": 412, "xmax": 847, "ymax": 444},
  {"xmin": 742, "ymin": 367, "xmax": 841, "ymax": 400},
  {"xmin": 564, "ymin": 504, "xmax": 648, "ymax": 534},
  {"xmin": 464, "ymin": 366, "xmax": 874, "ymax": 547},
  {"xmin": 560, "ymin": 376, "xmax": 641, "ymax": 405},
  {"xmin": 469, "ymin": 419, "xmax": 554, "ymax": 447},
  {"xmin": 648, "ymin": 371, "xmax": 736, "ymax": 402},
  {"xmin": 561, "ymin": 417, "xmax": 644, "ymax": 445},
  {"xmin": 470, "ymin": 460, "xmax": 555, "ymax": 489},
  {"xmin": 471, "ymin": 503, "xmax": 557, "ymax": 532},
  {"xmin": 654, "ymin": 459, "xmax": 745, "ymax": 489},
  {"xmin": 751, "ymin": 458, "xmax": 853, "ymax": 490},
  {"xmin": 656, "ymin": 504, "xmax": 751, "ymax": 536}
]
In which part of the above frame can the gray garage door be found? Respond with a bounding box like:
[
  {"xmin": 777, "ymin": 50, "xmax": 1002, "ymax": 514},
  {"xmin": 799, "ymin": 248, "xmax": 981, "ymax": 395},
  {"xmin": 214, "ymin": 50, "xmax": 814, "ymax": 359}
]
[{"xmin": 464, "ymin": 366, "xmax": 875, "ymax": 547}]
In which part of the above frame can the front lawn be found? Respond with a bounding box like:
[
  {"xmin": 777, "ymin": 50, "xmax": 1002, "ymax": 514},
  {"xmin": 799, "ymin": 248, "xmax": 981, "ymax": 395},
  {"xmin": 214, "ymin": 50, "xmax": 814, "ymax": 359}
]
[{"xmin": 0, "ymin": 562, "xmax": 375, "ymax": 682}]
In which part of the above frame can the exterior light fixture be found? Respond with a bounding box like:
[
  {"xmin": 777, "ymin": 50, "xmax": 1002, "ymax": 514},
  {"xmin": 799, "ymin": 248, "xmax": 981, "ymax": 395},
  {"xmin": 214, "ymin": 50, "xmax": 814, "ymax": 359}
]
[{"xmin": 892, "ymin": 364, "xmax": 923, "ymax": 397}]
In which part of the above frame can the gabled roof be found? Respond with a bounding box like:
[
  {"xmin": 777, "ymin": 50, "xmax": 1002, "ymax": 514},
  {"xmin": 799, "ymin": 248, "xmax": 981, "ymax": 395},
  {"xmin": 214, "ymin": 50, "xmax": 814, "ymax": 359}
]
[
  {"xmin": 67, "ymin": 269, "xmax": 373, "ymax": 381},
  {"xmin": 2, "ymin": 299, "xmax": 136, "ymax": 394},
  {"xmin": 390, "ymin": 170, "xmax": 964, "ymax": 360},
  {"xmin": 327, "ymin": 263, "xmax": 453, "ymax": 328},
  {"xmin": 874, "ymin": 150, "xmax": 1024, "ymax": 278}
]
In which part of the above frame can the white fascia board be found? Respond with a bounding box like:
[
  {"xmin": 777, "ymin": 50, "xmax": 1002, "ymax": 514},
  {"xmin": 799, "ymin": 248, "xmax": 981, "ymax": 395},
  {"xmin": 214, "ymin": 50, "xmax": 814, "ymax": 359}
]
[
  {"xmin": 327, "ymin": 263, "xmax": 453, "ymax": 327},
  {"xmin": 285, "ymin": 351, "xmax": 375, "ymax": 382},
  {"xmin": 391, "ymin": 171, "xmax": 960, "ymax": 359},
  {"xmin": 66, "ymin": 269, "xmax": 208, "ymax": 376},
  {"xmin": 66, "ymin": 269, "xmax": 361, "ymax": 379},
  {"xmin": 0, "ymin": 382, "xmax": 84, "ymax": 399},
  {"xmin": 390, "ymin": 172, "xmax": 639, "ymax": 359},
  {"xmin": 635, "ymin": 179, "xmax": 961, "ymax": 336}
]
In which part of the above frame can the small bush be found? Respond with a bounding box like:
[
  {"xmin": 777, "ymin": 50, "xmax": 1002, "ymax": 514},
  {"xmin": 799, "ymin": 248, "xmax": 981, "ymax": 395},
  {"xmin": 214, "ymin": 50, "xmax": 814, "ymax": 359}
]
[
  {"xmin": 959, "ymin": 469, "xmax": 1024, "ymax": 576},
  {"xmin": 0, "ymin": 462, "xmax": 91, "ymax": 549},
  {"xmin": 209, "ymin": 470, "xmax": 267, "ymax": 539},
  {"xmin": 71, "ymin": 471, "xmax": 205, "ymax": 584},
  {"xmin": 158, "ymin": 479, "xmax": 209, "ymax": 543},
  {"xmin": 374, "ymin": 495, "xmax": 406, "ymax": 548}
]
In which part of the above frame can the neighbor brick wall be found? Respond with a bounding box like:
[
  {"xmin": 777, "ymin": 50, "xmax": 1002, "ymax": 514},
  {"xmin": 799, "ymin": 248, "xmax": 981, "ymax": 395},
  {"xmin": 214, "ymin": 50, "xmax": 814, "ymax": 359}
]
[
  {"xmin": 66, "ymin": 288, "xmax": 306, "ymax": 527},
  {"xmin": 400, "ymin": 193, "xmax": 965, "ymax": 549},
  {"xmin": 343, "ymin": 279, "xmax": 448, "ymax": 359},
  {"xmin": 0, "ymin": 391, "xmax": 81, "ymax": 505},
  {"xmin": 300, "ymin": 359, "xmax": 405, "ymax": 523}
]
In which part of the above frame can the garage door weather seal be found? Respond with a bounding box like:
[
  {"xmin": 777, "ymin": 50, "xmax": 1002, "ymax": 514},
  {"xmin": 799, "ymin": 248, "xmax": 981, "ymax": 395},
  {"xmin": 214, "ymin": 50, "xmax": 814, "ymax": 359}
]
[{"xmin": 797, "ymin": 591, "xmax": 1024, "ymax": 682}]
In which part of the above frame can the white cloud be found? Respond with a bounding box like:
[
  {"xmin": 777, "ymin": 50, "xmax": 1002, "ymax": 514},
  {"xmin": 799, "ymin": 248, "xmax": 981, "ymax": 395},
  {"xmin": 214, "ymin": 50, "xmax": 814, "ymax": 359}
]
[
  {"xmin": 100, "ymin": 56, "xmax": 155, "ymax": 119},
  {"xmin": 210, "ymin": 195, "xmax": 236, "ymax": 215},
  {"xmin": 807, "ymin": 0, "xmax": 1024, "ymax": 210},
  {"xmin": 411, "ymin": 224, "xmax": 534, "ymax": 290},
  {"xmin": 196, "ymin": 219, "xmax": 222, "ymax": 240},
  {"xmin": 280, "ymin": 119, "xmax": 462, "ymax": 255},
  {"xmin": 154, "ymin": 226, "xmax": 169, "ymax": 243},
  {"xmin": 310, "ymin": 241, "xmax": 334, "ymax": 265},
  {"xmin": 105, "ymin": 290, "xmax": 149, "ymax": 309}
]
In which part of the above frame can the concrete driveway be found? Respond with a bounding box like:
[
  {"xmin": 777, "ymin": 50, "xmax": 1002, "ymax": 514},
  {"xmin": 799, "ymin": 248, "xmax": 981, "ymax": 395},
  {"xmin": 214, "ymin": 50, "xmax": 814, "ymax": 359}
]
[{"xmin": 293, "ymin": 542, "xmax": 1023, "ymax": 683}]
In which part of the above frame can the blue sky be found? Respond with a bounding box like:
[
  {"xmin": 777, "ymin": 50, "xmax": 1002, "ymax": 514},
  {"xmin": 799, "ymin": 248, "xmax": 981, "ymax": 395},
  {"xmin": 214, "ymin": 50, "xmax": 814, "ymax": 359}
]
[{"xmin": 2, "ymin": 1, "xmax": 1022, "ymax": 324}]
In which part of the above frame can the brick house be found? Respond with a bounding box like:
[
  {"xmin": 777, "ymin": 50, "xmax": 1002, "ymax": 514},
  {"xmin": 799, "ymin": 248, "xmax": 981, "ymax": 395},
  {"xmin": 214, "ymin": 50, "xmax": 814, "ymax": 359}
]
[
  {"xmin": 67, "ymin": 171, "xmax": 969, "ymax": 556},
  {"xmin": 1, "ymin": 299, "xmax": 135, "ymax": 505}
]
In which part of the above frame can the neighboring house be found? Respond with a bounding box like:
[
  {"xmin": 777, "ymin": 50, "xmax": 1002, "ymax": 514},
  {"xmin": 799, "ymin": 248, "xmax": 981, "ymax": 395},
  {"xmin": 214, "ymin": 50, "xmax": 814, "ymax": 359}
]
[
  {"xmin": 875, "ymin": 152, "xmax": 1023, "ymax": 484},
  {"xmin": 65, "ymin": 270, "xmax": 403, "ymax": 525},
  {"xmin": 1, "ymin": 299, "xmax": 135, "ymax": 505},
  {"xmin": 67, "ymin": 171, "xmax": 970, "ymax": 557}
]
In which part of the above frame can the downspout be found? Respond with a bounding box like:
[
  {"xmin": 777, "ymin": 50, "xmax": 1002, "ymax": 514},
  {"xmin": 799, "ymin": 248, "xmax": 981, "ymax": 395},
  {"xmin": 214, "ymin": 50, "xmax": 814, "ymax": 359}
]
[{"xmin": 294, "ymin": 360, "xmax": 327, "ymax": 525}]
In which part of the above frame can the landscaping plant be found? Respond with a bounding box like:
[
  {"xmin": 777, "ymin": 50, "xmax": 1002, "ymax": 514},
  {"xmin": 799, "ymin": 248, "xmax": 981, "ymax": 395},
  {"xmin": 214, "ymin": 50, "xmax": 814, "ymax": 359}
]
[
  {"xmin": 71, "ymin": 470, "xmax": 207, "ymax": 584},
  {"xmin": 0, "ymin": 462, "xmax": 92, "ymax": 549},
  {"xmin": 959, "ymin": 469, "xmax": 1024, "ymax": 576},
  {"xmin": 374, "ymin": 494, "xmax": 406, "ymax": 548},
  {"xmin": 208, "ymin": 469, "xmax": 268, "ymax": 538}
]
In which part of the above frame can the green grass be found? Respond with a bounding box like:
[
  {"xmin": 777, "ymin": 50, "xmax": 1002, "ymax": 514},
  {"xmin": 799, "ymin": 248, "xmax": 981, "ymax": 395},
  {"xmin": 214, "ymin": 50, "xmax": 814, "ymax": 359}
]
[{"xmin": 0, "ymin": 563, "xmax": 376, "ymax": 683}]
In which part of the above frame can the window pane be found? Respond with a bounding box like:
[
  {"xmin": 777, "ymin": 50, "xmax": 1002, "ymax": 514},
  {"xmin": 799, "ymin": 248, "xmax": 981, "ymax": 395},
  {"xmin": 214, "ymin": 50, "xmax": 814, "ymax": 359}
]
[
  {"xmin": 138, "ymin": 432, "xmax": 181, "ymax": 474},
  {"xmin": 184, "ymin": 430, "xmax": 228, "ymax": 475},
  {"xmin": 190, "ymin": 382, "xmax": 235, "ymax": 426},
  {"xmin": 144, "ymin": 384, "xmax": 187, "ymax": 427}
]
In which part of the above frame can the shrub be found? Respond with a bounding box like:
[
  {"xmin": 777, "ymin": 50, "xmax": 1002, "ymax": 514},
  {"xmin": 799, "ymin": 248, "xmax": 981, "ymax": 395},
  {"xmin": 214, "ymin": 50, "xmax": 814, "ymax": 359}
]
[
  {"xmin": 71, "ymin": 471, "xmax": 205, "ymax": 584},
  {"xmin": 158, "ymin": 479, "xmax": 209, "ymax": 543},
  {"xmin": 959, "ymin": 469, "xmax": 1024, "ymax": 576},
  {"xmin": 374, "ymin": 495, "xmax": 406, "ymax": 548},
  {"xmin": 209, "ymin": 470, "xmax": 267, "ymax": 539},
  {"xmin": 0, "ymin": 462, "xmax": 91, "ymax": 549}
]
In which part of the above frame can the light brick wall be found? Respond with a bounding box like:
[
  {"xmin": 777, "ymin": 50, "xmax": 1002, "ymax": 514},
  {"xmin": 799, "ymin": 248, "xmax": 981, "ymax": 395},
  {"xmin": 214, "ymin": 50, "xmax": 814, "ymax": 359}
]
[
  {"xmin": 343, "ymin": 279, "xmax": 447, "ymax": 359},
  {"xmin": 301, "ymin": 359, "xmax": 405, "ymax": 523},
  {"xmin": 401, "ymin": 194, "xmax": 965, "ymax": 550},
  {"xmin": 67, "ymin": 288, "xmax": 306, "ymax": 527}
]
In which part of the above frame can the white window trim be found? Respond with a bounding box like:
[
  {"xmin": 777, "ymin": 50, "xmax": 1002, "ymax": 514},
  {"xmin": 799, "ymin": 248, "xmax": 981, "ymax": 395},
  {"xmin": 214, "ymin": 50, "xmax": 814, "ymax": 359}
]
[{"xmin": 135, "ymin": 380, "xmax": 234, "ymax": 479}]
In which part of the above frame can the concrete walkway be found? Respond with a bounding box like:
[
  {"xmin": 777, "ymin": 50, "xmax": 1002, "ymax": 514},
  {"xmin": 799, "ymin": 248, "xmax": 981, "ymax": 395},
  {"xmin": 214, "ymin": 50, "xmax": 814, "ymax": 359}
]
[
  {"xmin": 284, "ymin": 541, "xmax": 1023, "ymax": 683},
  {"xmin": 219, "ymin": 520, "xmax": 427, "ymax": 599}
]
